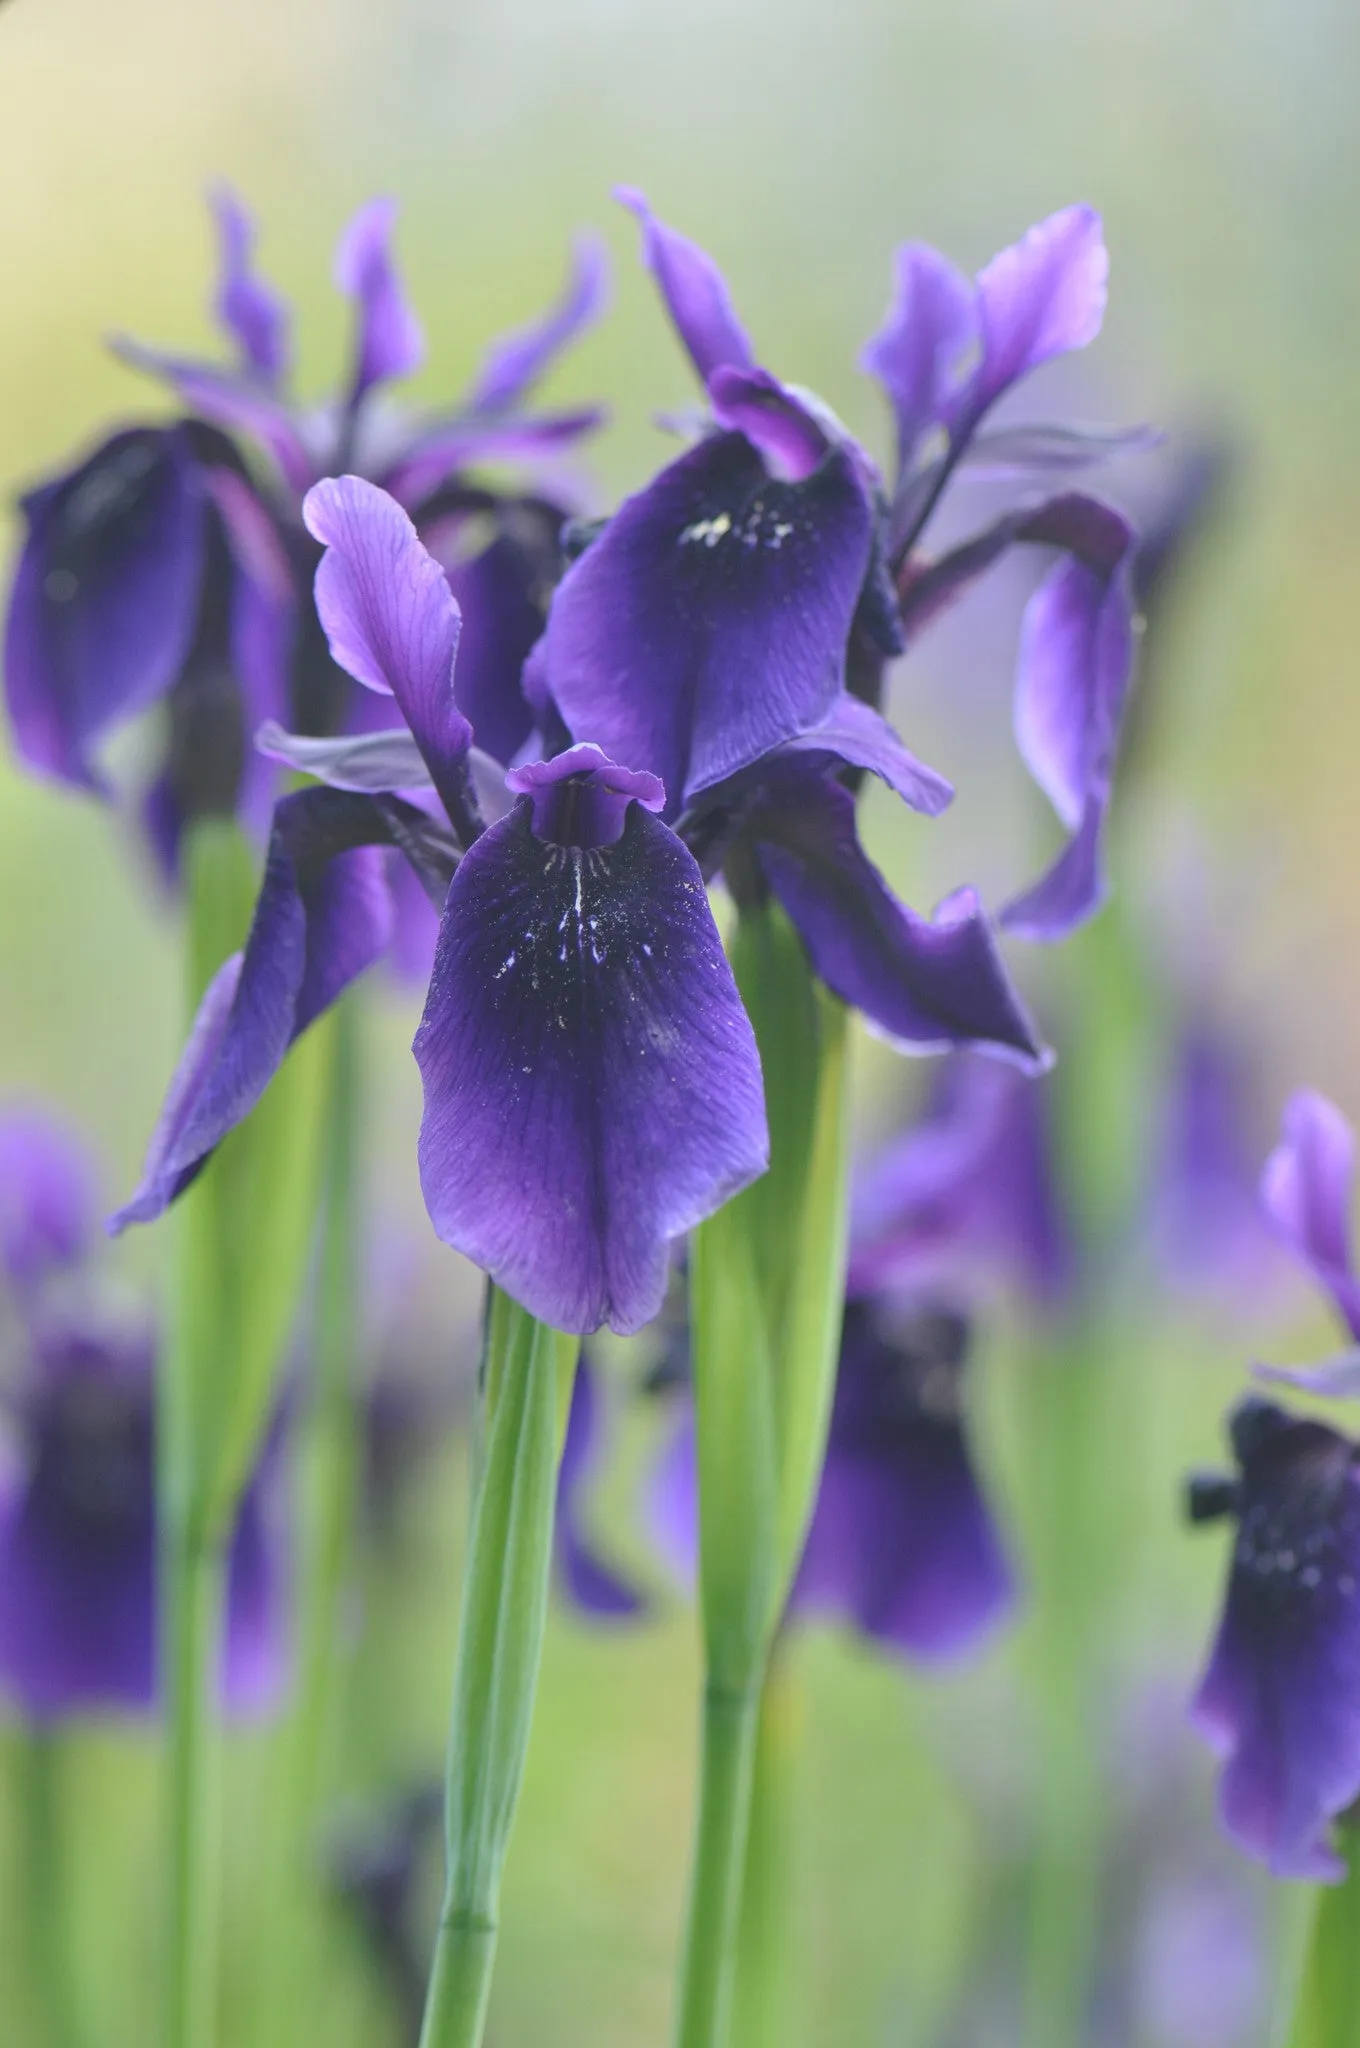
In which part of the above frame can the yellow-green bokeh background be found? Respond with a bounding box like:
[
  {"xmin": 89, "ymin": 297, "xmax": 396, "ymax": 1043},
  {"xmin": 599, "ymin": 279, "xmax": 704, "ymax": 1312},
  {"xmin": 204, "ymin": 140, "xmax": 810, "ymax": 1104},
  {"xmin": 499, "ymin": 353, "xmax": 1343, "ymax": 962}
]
[{"xmin": 1, "ymin": 0, "xmax": 1357, "ymax": 2040}]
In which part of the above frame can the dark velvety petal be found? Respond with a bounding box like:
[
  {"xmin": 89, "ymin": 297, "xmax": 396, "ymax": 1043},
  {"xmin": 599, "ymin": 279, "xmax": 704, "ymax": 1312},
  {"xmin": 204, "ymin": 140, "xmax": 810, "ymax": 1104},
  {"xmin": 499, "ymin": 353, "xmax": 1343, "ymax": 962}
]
[
  {"xmin": 773, "ymin": 692, "xmax": 953, "ymax": 817},
  {"xmin": 383, "ymin": 849, "xmax": 443, "ymax": 987},
  {"xmin": 966, "ymin": 206, "xmax": 1108, "ymax": 418},
  {"xmin": 848, "ymin": 1055, "xmax": 1071, "ymax": 1305},
  {"xmin": 0, "ymin": 1108, "xmax": 96, "ymax": 1287},
  {"xmin": 540, "ymin": 430, "xmax": 874, "ymax": 814},
  {"xmin": 333, "ymin": 198, "xmax": 425, "ymax": 403},
  {"xmin": 1260, "ymin": 1093, "xmax": 1360, "ymax": 1342},
  {"xmin": 208, "ymin": 184, "xmax": 291, "ymax": 386},
  {"xmin": 380, "ymin": 409, "xmax": 604, "ymax": 511},
  {"xmin": 109, "ymin": 338, "xmax": 314, "ymax": 495},
  {"xmin": 1191, "ymin": 1399, "xmax": 1360, "ymax": 1878},
  {"xmin": 790, "ymin": 1306, "xmax": 1016, "ymax": 1662},
  {"xmin": 860, "ymin": 242, "xmax": 976, "ymax": 476},
  {"xmin": 748, "ymin": 767, "xmax": 1047, "ymax": 1069},
  {"xmin": 615, "ymin": 187, "xmax": 755, "ymax": 384},
  {"xmin": 413, "ymin": 795, "xmax": 767, "ymax": 1335},
  {"xmin": 209, "ymin": 468, "xmax": 294, "ymax": 841},
  {"xmin": 0, "ymin": 1473, "xmax": 158, "ymax": 1716},
  {"xmin": 4, "ymin": 428, "xmax": 206, "ymax": 789},
  {"xmin": 554, "ymin": 1357, "xmax": 647, "ymax": 1617},
  {"xmin": 707, "ymin": 366, "xmax": 828, "ymax": 482},
  {"xmin": 111, "ymin": 788, "xmax": 402, "ymax": 1229},
  {"xmin": 464, "ymin": 234, "xmax": 610, "ymax": 415},
  {"xmin": 303, "ymin": 477, "xmax": 473, "ymax": 826}
]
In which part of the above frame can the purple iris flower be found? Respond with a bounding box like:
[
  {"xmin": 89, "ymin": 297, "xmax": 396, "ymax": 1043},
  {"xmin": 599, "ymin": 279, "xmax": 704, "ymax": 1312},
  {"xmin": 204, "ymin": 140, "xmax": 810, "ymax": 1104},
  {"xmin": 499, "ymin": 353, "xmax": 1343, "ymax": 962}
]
[
  {"xmin": 647, "ymin": 1300, "xmax": 1016, "ymax": 1664},
  {"xmin": 0, "ymin": 1105, "xmax": 286, "ymax": 1721},
  {"xmin": 4, "ymin": 186, "xmax": 607, "ymax": 886},
  {"xmin": 1187, "ymin": 1092, "xmax": 1360, "ymax": 1875},
  {"xmin": 114, "ymin": 477, "xmax": 769, "ymax": 1338},
  {"xmin": 847, "ymin": 1053, "xmax": 1072, "ymax": 1307},
  {"xmin": 535, "ymin": 193, "xmax": 1137, "ymax": 954}
]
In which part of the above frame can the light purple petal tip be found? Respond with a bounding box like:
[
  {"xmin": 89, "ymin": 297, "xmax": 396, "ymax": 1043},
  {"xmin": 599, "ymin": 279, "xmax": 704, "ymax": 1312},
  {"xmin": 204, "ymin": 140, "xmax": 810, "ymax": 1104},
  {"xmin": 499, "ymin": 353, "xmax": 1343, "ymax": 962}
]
[
  {"xmin": 303, "ymin": 476, "xmax": 470, "ymax": 817},
  {"xmin": 861, "ymin": 242, "xmax": 976, "ymax": 474},
  {"xmin": 207, "ymin": 183, "xmax": 291, "ymax": 386},
  {"xmin": 466, "ymin": 233, "xmax": 611, "ymax": 416},
  {"xmin": 1260, "ymin": 1092, "xmax": 1360, "ymax": 1341},
  {"xmin": 707, "ymin": 366, "xmax": 828, "ymax": 482},
  {"xmin": 972, "ymin": 204, "xmax": 1108, "ymax": 413},
  {"xmin": 0, "ymin": 1107, "xmax": 98, "ymax": 1286},
  {"xmin": 615, "ymin": 186, "xmax": 756, "ymax": 385},
  {"xmin": 333, "ymin": 198, "xmax": 425, "ymax": 403}
]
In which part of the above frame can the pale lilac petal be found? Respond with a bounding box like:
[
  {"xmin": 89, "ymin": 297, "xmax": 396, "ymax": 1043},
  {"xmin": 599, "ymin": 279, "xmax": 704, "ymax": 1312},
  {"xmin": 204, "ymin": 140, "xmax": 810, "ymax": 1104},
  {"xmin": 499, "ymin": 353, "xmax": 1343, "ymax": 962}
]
[
  {"xmin": 860, "ymin": 242, "xmax": 977, "ymax": 473},
  {"xmin": 465, "ymin": 234, "xmax": 610, "ymax": 415},
  {"xmin": 539, "ymin": 430, "xmax": 874, "ymax": 814},
  {"xmin": 1260, "ymin": 1093, "xmax": 1360, "ymax": 1341},
  {"xmin": 334, "ymin": 198, "xmax": 425, "ymax": 403},
  {"xmin": 1000, "ymin": 792, "xmax": 1108, "ymax": 941},
  {"xmin": 109, "ymin": 338, "xmax": 314, "ymax": 495},
  {"xmin": 303, "ymin": 477, "xmax": 471, "ymax": 824},
  {"xmin": 616, "ymin": 186, "xmax": 756, "ymax": 383},
  {"xmin": 382, "ymin": 408, "xmax": 603, "ymax": 510},
  {"xmin": 0, "ymin": 1107, "xmax": 97, "ymax": 1286},
  {"xmin": 413, "ymin": 758, "xmax": 768, "ymax": 1335},
  {"xmin": 207, "ymin": 183, "xmax": 291, "ymax": 386},
  {"xmin": 969, "ymin": 205, "xmax": 1108, "ymax": 415},
  {"xmin": 1014, "ymin": 551, "xmax": 1132, "ymax": 830}
]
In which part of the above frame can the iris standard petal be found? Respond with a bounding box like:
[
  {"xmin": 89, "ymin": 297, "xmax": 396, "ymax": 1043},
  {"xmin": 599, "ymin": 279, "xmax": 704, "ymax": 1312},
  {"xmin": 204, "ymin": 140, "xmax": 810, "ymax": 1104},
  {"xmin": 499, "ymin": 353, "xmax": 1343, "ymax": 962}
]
[
  {"xmin": 207, "ymin": 183, "xmax": 292, "ymax": 386},
  {"xmin": 413, "ymin": 769, "xmax": 768, "ymax": 1335},
  {"xmin": 748, "ymin": 767, "xmax": 1047, "ymax": 1069},
  {"xmin": 333, "ymin": 197, "xmax": 425, "ymax": 404},
  {"xmin": 540, "ymin": 429, "xmax": 873, "ymax": 813},
  {"xmin": 1260, "ymin": 1092, "xmax": 1360, "ymax": 1342},
  {"xmin": 861, "ymin": 242, "xmax": 977, "ymax": 476},
  {"xmin": 4, "ymin": 427, "xmax": 206, "ymax": 789},
  {"xmin": 969, "ymin": 205, "xmax": 1108, "ymax": 417},
  {"xmin": 615, "ymin": 187, "xmax": 756, "ymax": 385},
  {"xmin": 303, "ymin": 476, "xmax": 473, "ymax": 824},
  {"xmin": 112, "ymin": 788, "xmax": 405, "ymax": 1228},
  {"xmin": 464, "ymin": 233, "xmax": 610, "ymax": 415}
]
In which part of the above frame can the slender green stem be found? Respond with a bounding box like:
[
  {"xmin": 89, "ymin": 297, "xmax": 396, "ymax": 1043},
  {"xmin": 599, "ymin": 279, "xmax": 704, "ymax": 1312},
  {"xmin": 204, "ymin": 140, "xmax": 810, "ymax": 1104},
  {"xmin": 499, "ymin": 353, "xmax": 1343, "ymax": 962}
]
[
  {"xmin": 21, "ymin": 1727, "xmax": 83, "ymax": 2048},
  {"xmin": 1285, "ymin": 1824, "xmax": 1360, "ymax": 2048},
  {"xmin": 674, "ymin": 1684, "xmax": 762, "ymax": 2048},
  {"xmin": 161, "ymin": 1524, "xmax": 228, "ymax": 2048},
  {"xmin": 417, "ymin": 1290, "xmax": 578, "ymax": 2048},
  {"xmin": 730, "ymin": 1657, "xmax": 799, "ymax": 2048}
]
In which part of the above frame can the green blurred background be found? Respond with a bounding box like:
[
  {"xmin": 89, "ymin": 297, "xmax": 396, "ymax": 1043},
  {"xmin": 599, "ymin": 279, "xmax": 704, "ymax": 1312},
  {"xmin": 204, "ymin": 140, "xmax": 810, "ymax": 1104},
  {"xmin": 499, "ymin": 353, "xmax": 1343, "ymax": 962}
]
[{"xmin": 1, "ymin": 0, "xmax": 1357, "ymax": 2040}]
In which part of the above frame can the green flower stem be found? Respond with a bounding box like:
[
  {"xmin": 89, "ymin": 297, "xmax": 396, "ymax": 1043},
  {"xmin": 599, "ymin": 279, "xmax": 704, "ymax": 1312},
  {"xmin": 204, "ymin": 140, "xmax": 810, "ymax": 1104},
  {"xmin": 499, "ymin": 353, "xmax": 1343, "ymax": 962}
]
[
  {"xmin": 417, "ymin": 1290, "xmax": 579, "ymax": 2048},
  {"xmin": 21, "ymin": 1727, "xmax": 83, "ymax": 2048},
  {"xmin": 730, "ymin": 1654, "xmax": 800, "ymax": 2048},
  {"xmin": 1286, "ymin": 1825, "xmax": 1360, "ymax": 2048},
  {"xmin": 676, "ymin": 898, "xmax": 850, "ymax": 2048}
]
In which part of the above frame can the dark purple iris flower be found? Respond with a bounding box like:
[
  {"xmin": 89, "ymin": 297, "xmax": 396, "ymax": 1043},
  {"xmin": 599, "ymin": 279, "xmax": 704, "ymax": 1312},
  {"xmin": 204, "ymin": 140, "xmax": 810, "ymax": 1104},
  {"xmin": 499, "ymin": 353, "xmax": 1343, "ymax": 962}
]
[
  {"xmin": 847, "ymin": 1053, "xmax": 1072, "ymax": 1306},
  {"xmin": 113, "ymin": 477, "xmax": 769, "ymax": 1337},
  {"xmin": 645, "ymin": 1300, "xmax": 1016, "ymax": 1663},
  {"xmin": 4, "ymin": 187, "xmax": 607, "ymax": 886},
  {"xmin": 1187, "ymin": 1092, "xmax": 1360, "ymax": 1875},
  {"xmin": 534, "ymin": 192, "xmax": 1137, "ymax": 951},
  {"xmin": 0, "ymin": 1105, "xmax": 286, "ymax": 1721}
]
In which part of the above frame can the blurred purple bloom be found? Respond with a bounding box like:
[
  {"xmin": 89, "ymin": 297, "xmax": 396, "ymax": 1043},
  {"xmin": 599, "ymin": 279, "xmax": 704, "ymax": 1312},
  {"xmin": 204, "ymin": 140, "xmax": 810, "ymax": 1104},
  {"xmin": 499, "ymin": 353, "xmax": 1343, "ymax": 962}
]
[
  {"xmin": 329, "ymin": 1783, "xmax": 443, "ymax": 2038},
  {"xmin": 648, "ymin": 1301, "xmax": 1016, "ymax": 1664},
  {"xmin": 0, "ymin": 1108, "xmax": 286, "ymax": 1722},
  {"xmin": 117, "ymin": 478, "xmax": 768, "ymax": 1338},
  {"xmin": 1259, "ymin": 1090, "xmax": 1360, "ymax": 1342},
  {"xmin": 1188, "ymin": 1396, "xmax": 1360, "ymax": 1879},
  {"xmin": 848, "ymin": 1054, "xmax": 1072, "ymax": 1305},
  {"xmin": 554, "ymin": 1356, "xmax": 646, "ymax": 1617}
]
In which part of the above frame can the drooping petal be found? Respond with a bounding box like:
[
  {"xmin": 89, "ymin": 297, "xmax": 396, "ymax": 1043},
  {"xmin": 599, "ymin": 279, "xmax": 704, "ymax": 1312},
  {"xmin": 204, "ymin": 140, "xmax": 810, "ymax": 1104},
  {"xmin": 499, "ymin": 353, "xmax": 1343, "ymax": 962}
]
[
  {"xmin": 4, "ymin": 428, "xmax": 206, "ymax": 789},
  {"xmin": 747, "ymin": 766, "xmax": 1048, "ymax": 1069},
  {"xmin": 207, "ymin": 183, "xmax": 291, "ymax": 386},
  {"xmin": 967, "ymin": 205, "xmax": 1108, "ymax": 418},
  {"xmin": 1260, "ymin": 1093, "xmax": 1360, "ymax": 1342},
  {"xmin": 861, "ymin": 242, "xmax": 977, "ymax": 476},
  {"xmin": 0, "ymin": 1107, "xmax": 96, "ymax": 1287},
  {"xmin": 1013, "ymin": 549, "xmax": 1132, "ymax": 831},
  {"xmin": 1190, "ymin": 1398, "xmax": 1360, "ymax": 1879},
  {"xmin": 464, "ymin": 233, "xmax": 610, "ymax": 415},
  {"xmin": 848, "ymin": 1056, "xmax": 1071, "ymax": 1305},
  {"xmin": 789, "ymin": 1305, "xmax": 1017, "ymax": 1662},
  {"xmin": 413, "ymin": 761, "xmax": 768, "ymax": 1335},
  {"xmin": 707, "ymin": 366, "xmax": 828, "ymax": 482},
  {"xmin": 112, "ymin": 788, "xmax": 404, "ymax": 1229},
  {"xmin": 256, "ymin": 720, "xmax": 433, "ymax": 795},
  {"xmin": 772, "ymin": 692, "xmax": 954, "ymax": 817},
  {"xmin": 303, "ymin": 477, "xmax": 473, "ymax": 827},
  {"xmin": 109, "ymin": 338, "xmax": 314, "ymax": 496},
  {"xmin": 1000, "ymin": 792, "xmax": 1107, "ymax": 941},
  {"xmin": 333, "ymin": 198, "xmax": 425, "ymax": 404},
  {"xmin": 615, "ymin": 186, "xmax": 756, "ymax": 384},
  {"xmin": 539, "ymin": 430, "xmax": 874, "ymax": 813},
  {"xmin": 555, "ymin": 1356, "xmax": 647, "ymax": 1618},
  {"xmin": 381, "ymin": 408, "xmax": 604, "ymax": 511}
]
